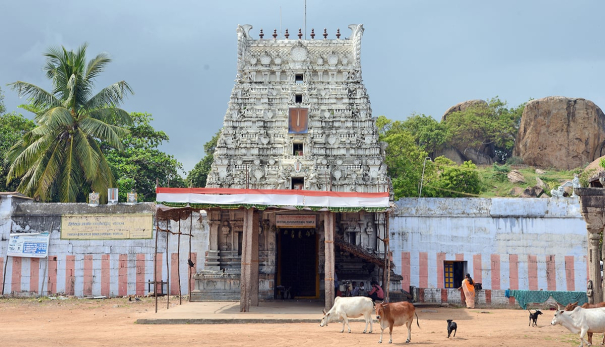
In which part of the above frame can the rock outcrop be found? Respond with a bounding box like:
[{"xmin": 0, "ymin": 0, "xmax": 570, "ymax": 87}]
[
  {"xmin": 513, "ymin": 96, "xmax": 605, "ymax": 170},
  {"xmin": 436, "ymin": 99, "xmax": 494, "ymax": 164}
]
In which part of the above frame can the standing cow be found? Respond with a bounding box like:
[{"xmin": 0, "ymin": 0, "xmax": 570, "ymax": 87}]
[
  {"xmin": 551, "ymin": 306, "xmax": 605, "ymax": 347},
  {"xmin": 319, "ymin": 296, "xmax": 374, "ymax": 333},
  {"xmin": 375, "ymin": 301, "xmax": 420, "ymax": 344}
]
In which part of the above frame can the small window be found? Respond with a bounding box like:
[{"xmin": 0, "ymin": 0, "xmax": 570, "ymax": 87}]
[
  {"xmin": 291, "ymin": 177, "xmax": 304, "ymax": 190},
  {"xmin": 295, "ymin": 74, "xmax": 304, "ymax": 84},
  {"xmin": 293, "ymin": 143, "xmax": 303, "ymax": 156},
  {"xmin": 295, "ymin": 94, "xmax": 302, "ymax": 103}
]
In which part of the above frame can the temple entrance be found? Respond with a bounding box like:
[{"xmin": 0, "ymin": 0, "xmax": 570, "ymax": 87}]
[{"xmin": 277, "ymin": 228, "xmax": 318, "ymax": 299}]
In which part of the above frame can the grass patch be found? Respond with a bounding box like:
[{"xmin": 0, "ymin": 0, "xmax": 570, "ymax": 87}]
[{"xmin": 476, "ymin": 164, "xmax": 581, "ymax": 198}]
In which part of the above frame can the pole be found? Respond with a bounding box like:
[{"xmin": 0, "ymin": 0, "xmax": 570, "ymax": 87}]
[
  {"xmin": 154, "ymin": 218, "xmax": 159, "ymax": 313},
  {"xmin": 189, "ymin": 211, "xmax": 193, "ymax": 302},
  {"xmin": 419, "ymin": 157, "xmax": 432, "ymax": 198},
  {"xmin": 166, "ymin": 219, "xmax": 170, "ymax": 309},
  {"xmin": 178, "ymin": 217, "xmax": 182, "ymax": 305},
  {"xmin": 386, "ymin": 211, "xmax": 391, "ymax": 302},
  {"xmin": 304, "ymin": 0, "xmax": 306, "ymax": 39}
]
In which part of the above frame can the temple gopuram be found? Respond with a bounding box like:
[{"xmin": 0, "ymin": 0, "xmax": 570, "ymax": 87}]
[{"xmin": 156, "ymin": 24, "xmax": 397, "ymax": 311}]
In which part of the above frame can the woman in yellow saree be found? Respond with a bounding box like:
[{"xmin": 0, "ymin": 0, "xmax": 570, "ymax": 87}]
[{"xmin": 459, "ymin": 273, "xmax": 475, "ymax": 308}]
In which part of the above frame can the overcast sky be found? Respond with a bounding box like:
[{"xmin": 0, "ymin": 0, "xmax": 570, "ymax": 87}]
[{"xmin": 2, "ymin": 0, "xmax": 604, "ymax": 173}]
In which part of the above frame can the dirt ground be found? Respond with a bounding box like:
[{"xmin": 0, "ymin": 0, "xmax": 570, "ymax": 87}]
[{"xmin": 0, "ymin": 297, "xmax": 591, "ymax": 347}]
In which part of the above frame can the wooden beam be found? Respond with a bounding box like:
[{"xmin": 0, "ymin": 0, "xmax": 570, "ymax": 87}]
[
  {"xmin": 240, "ymin": 208, "xmax": 254, "ymax": 312},
  {"xmin": 251, "ymin": 210, "xmax": 260, "ymax": 306}
]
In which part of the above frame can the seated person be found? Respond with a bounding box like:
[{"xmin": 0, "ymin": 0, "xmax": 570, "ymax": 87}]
[
  {"xmin": 351, "ymin": 281, "xmax": 359, "ymax": 297},
  {"xmin": 358, "ymin": 281, "xmax": 366, "ymax": 296},
  {"xmin": 367, "ymin": 280, "xmax": 384, "ymax": 303}
]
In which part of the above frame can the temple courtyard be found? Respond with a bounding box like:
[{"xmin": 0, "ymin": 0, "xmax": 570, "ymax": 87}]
[{"xmin": 0, "ymin": 297, "xmax": 587, "ymax": 346}]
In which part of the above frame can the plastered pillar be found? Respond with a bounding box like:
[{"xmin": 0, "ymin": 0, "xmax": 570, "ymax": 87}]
[
  {"xmin": 589, "ymin": 230, "xmax": 603, "ymax": 303},
  {"xmin": 324, "ymin": 211, "xmax": 335, "ymax": 311},
  {"xmin": 250, "ymin": 210, "xmax": 260, "ymax": 306}
]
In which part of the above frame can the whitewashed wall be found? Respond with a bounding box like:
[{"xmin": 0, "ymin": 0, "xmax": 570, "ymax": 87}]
[
  {"xmin": 0, "ymin": 197, "xmax": 209, "ymax": 297},
  {"xmin": 390, "ymin": 197, "xmax": 587, "ymax": 293}
]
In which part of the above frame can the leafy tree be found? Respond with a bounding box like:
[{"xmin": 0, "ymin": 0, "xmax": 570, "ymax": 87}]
[
  {"xmin": 104, "ymin": 112, "xmax": 185, "ymax": 202},
  {"xmin": 0, "ymin": 87, "xmax": 37, "ymax": 192},
  {"xmin": 442, "ymin": 97, "xmax": 526, "ymax": 163},
  {"xmin": 6, "ymin": 43, "xmax": 132, "ymax": 202},
  {"xmin": 421, "ymin": 158, "xmax": 482, "ymax": 197},
  {"xmin": 187, "ymin": 129, "xmax": 221, "ymax": 188},
  {"xmin": 379, "ymin": 115, "xmax": 483, "ymax": 199},
  {"xmin": 0, "ymin": 87, "xmax": 6, "ymax": 114}
]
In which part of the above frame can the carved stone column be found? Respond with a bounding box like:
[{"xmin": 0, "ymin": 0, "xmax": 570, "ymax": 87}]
[
  {"xmin": 589, "ymin": 231, "xmax": 602, "ymax": 303},
  {"xmin": 205, "ymin": 211, "xmax": 221, "ymax": 272}
]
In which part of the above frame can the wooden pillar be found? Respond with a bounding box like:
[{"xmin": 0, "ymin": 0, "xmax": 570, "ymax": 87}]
[
  {"xmin": 240, "ymin": 208, "xmax": 254, "ymax": 312},
  {"xmin": 324, "ymin": 211, "xmax": 335, "ymax": 311},
  {"xmin": 251, "ymin": 210, "xmax": 260, "ymax": 306}
]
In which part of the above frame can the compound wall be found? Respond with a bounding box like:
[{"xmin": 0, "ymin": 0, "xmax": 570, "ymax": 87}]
[
  {"xmin": 390, "ymin": 197, "xmax": 588, "ymax": 306},
  {"xmin": 0, "ymin": 196, "xmax": 209, "ymax": 297}
]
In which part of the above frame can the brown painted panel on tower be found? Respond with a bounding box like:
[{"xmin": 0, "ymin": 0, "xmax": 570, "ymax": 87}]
[{"xmin": 289, "ymin": 108, "xmax": 308, "ymax": 134}]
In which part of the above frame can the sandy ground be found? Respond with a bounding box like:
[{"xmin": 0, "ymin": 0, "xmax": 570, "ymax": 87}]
[{"xmin": 0, "ymin": 297, "xmax": 592, "ymax": 347}]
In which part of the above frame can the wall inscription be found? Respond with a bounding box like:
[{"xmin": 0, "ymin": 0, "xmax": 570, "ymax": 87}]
[
  {"xmin": 61, "ymin": 214, "xmax": 153, "ymax": 240},
  {"xmin": 276, "ymin": 215, "xmax": 316, "ymax": 228}
]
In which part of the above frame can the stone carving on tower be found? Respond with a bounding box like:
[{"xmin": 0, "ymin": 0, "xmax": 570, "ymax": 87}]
[{"xmin": 207, "ymin": 24, "xmax": 388, "ymax": 194}]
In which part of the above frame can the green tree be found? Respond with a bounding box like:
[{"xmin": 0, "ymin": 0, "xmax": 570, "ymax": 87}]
[
  {"xmin": 6, "ymin": 43, "xmax": 133, "ymax": 202},
  {"xmin": 187, "ymin": 129, "xmax": 221, "ymax": 188},
  {"xmin": 421, "ymin": 158, "xmax": 482, "ymax": 197},
  {"xmin": 104, "ymin": 112, "xmax": 185, "ymax": 202},
  {"xmin": 443, "ymin": 97, "xmax": 526, "ymax": 163},
  {"xmin": 0, "ymin": 87, "xmax": 37, "ymax": 192}
]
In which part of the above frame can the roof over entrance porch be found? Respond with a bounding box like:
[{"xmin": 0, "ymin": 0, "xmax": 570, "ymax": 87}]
[
  {"xmin": 155, "ymin": 188, "xmax": 391, "ymax": 312},
  {"xmin": 156, "ymin": 187, "xmax": 390, "ymax": 212}
]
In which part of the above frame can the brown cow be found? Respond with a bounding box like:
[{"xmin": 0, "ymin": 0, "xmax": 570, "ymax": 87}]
[
  {"xmin": 375, "ymin": 301, "xmax": 420, "ymax": 344},
  {"xmin": 562, "ymin": 301, "xmax": 605, "ymax": 345}
]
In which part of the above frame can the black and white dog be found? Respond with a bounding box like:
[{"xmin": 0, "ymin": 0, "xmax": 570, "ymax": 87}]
[
  {"xmin": 447, "ymin": 319, "xmax": 457, "ymax": 338},
  {"xmin": 528, "ymin": 309, "xmax": 543, "ymax": 327}
]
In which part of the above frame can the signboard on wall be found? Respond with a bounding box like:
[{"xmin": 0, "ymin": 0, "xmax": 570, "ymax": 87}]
[
  {"xmin": 276, "ymin": 215, "xmax": 316, "ymax": 228},
  {"xmin": 61, "ymin": 214, "xmax": 153, "ymax": 240},
  {"xmin": 7, "ymin": 233, "xmax": 50, "ymax": 258}
]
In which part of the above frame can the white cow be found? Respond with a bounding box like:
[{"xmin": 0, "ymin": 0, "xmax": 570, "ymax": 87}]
[
  {"xmin": 319, "ymin": 296, "xmax": 374, "ymax": 333},
  {"xmin": 551, "ymin": 306, "xmax": 605, "ymax": 347}
]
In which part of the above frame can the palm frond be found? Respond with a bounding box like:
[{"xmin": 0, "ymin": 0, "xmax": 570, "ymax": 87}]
[
  {"xmin": 73, "ymin": 128, "xmax": 99, "ymax": 181},
  {"xmin": 59, "ymin": 138, "xmax": 81, "ymax": 202},
  {"xmin": 85, "ymin": 53, "xmax": 111, "ymax": 83},
  {"xmin": 79, "ymin": 117, "xmax": 127, "ymax": 149},
  {"xmin": 32, "ymin": 141, "xmax": 64, "ymax": 201},
  {"xmin": 38, "ymin": 107, "xmax": 74, "ymax": 130},
  {"xmin": 7, "ymin": 134, "xmax": 54, "ymax": 181},
  {"xmin": 88, "ymin": 137, "xmax": 116, "ymax": 189},
  {"xmin": 85, "ymin": 81, "xmax": 134, "ymax": 111},
  {"xmin": 88, "ymin": 107, "xmax": 132, "ymax": 126},
  {"xmin": 7, "ymin": 81, "xmax": 60, "ymax": 109}
]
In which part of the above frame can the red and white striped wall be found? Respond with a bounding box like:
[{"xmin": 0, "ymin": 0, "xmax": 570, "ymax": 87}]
[
  {"xmin": 1, "ymin": 252, "xmax": 200, "ymax": 297},
  {"xmin": 391, "ymin": 198, "xmax": 588, "ymax": 295}
]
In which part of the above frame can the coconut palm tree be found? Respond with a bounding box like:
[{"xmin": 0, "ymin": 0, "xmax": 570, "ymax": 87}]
[{"xmin": 6, "ymin": 43, "xmax": 133, "ymax": 202}]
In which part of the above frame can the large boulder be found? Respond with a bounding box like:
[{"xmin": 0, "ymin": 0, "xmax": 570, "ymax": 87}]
[
  {"xmin": 514, "ymin": 96, "xmax": 605, "ymax": 169},
  {"xmin": 437, "ymin": 100, "xmax": 494, "ymax": 164}
]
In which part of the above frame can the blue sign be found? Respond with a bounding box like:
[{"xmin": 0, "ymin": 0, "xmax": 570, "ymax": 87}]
[{"xmin": 7, "ymin": 233, "xmax": 50, "ymax": 258}]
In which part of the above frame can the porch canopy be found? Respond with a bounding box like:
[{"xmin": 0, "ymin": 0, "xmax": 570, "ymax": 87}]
[{"xmin": 155, "ymin": 187, "xmax": 390, "ymax": 212}]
